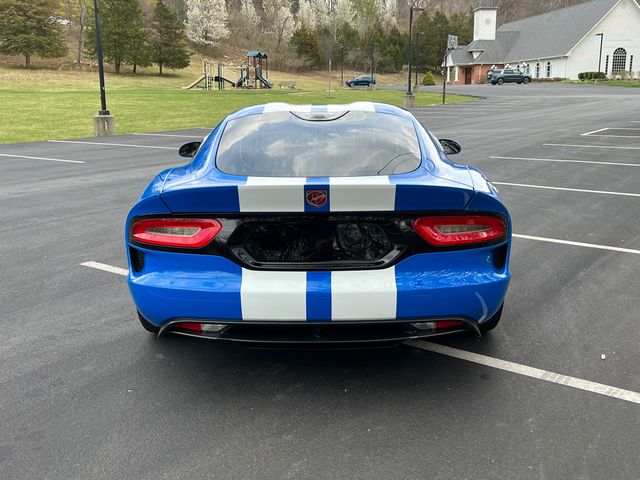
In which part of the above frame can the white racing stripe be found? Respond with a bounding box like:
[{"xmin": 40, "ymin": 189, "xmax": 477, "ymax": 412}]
[
  {"xmin": 81, "ymin": 261, "xmax": 128, "ymax": 276},
  {"xmin": 490, "ymin": 155, "xmax": 640, "ymax": 168},
  {"xmin": 513, "ymin": 234, "xmax": 640, "ymax": 255},
  {"xmin": 331, "ymin": 268, "xmax": 397, "ymax": 320},
  {"xmin": 493, "ymin": 181, "xmax": 640, "ymax": 198},
  {"xmin": 48, "ymin": 140, "xmax": 176, "ymax": 150},
  {"xmin": 238, "ymin": 176, "xmax": 306, "ymax": 212},
  {"xmin": 544, "ymin": 143, "xmax": 640, "ymax": 151},
  {"xmin": 0, "ymin": 153, "xmax": 85, "ymax": 164},
  {"xmin": 330, "ymin": 176, "xmax": 396, "ymax": 211},
  {"xmin": 240, "ymin": 269, "xmax": 306, "ymax": 320},
  {"xmin": 404, "ymin": 341, "xmax": 640, "ymax": 405}
]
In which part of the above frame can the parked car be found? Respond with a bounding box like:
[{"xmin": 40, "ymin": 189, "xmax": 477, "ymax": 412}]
[
  {"xmin": 487, "ymin": 68, "xmax": 531, "ymax": 85},
  {"xmin": 346, "ymin": 75, "xmax": 376, "ymax": 87},
  {"xmin": 126, "ymin": 102, "xmax": 511, "ymax": 344}
]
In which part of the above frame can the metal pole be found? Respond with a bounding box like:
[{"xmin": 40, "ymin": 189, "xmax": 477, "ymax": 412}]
[
  {"xmin": 415, "ymin": 32, "xmax": 422, "ymax": 86},
  {"xmin": 407, "ymin": 7, "xmax": 414, "ymax": 95},
  {"xmin": 371, "ymin": 43, "xmax": 374, "ymax": 79},
  {"xmin": 442, "ymin": 49, "xmax": 448, "ymax": 105},
  {"xmin": 92, "ymin": 0, "xmax": 109, "ymax": 115},
  {"xmin": 596, "ymin": 33, "xmax": 604, "ymax": 73},
  {"xmin": 341, "ymin": 47, "xmax": 344, "ymax": 85}
]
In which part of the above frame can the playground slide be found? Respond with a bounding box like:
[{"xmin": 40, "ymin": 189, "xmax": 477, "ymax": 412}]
[
  {"xmin": 235, "ymin": 75, "xmax": 247, "ymax": 88},
  {"xmin": 183, "ymin": 74, "xmax": 206, "ymax": 90},
  {"xmin": 256, "ymin": 73, "xmax": 273, "ymax": 89},
  {"xmin": 214, "ymin": 75, "xmax": 238, "ymax": 87}
]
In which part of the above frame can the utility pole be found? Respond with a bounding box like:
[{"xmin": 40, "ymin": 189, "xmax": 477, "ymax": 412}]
[
  {"xmin": 341, "ymin": 46, "xmax": 345, "ymax": 86},
  {"xmin": 415, "ymin": 32, "xmax": 424, "ymax": 87},
  {"xmin": 92, "ymin": 0, "xmax": 115, "ymax": 136},
  {"xmin": 404, "ymin": 5, "xmax": 423, "ymax": 108}
]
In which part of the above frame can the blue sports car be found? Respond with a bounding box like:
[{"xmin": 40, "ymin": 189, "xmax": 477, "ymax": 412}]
[{"xmin": 126, "ymin": 102, "xmax": 511, "ymax": 344}]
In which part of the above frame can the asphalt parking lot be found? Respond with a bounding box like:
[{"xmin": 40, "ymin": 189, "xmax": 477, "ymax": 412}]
[{"xmin": 1, "ymin": 83, "xmax": 639, "ymax": 479}]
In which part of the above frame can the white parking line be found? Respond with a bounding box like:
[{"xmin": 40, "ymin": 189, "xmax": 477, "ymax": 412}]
[
  {"xmin": 586, "ymin": 134, "xmax": 640, "ymax": 139},
  {"xmin": 493, "ymin": 181, "xmax": 640, "ymax": 198},
  {"xmin": 544, "ymin": 143, "xmax": 640, "ymax": 151},
  {"xmin": 405, "ymin": 341, "xmax": 640, "ymax": 405},
  {"xmin": 84, "ymin": 256, "xmax": 640, "ymax": 403},
  {"xmin": 513, "ymin": 234, "xmax": 640, "ymax": 255},
  {"xmin": 81, "ymin": 261, "xmax": 128, "ymax": 276},
  {"xmin": 0, "ymin": 153, "xmax": 85, "ymax": 164},
  {"xmin": 48, "ymin": 140, "xmax": 176, "ymax": 150},
  {"xmin": 132, "ymin": 133, "xmax": 203, "ymax": 138},
  {"xmin": 580, "ymin": 127, "xmax": 608, "ymax": 136},
  {"xmin": 490, "ymin": 155, "xmax": 640, "ymax": 167},
  {"xmin": 80, "ymin": 259, "xmax": 640, "ymax": 404}
]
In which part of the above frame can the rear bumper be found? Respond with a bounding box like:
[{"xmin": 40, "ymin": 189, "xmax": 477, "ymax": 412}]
[
  {"xmin": 127, "ymin": 242, "xmax": 510, "ymax": 334},
  {"xmin": 158, "ymin": 318, "xmax": 481, "ymax": 343}
]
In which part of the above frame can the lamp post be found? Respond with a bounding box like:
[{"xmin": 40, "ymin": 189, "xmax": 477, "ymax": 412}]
[
  {"xmin": 370, "ymin": 43, "xmax": 378, "ymax": 82},
  {"xmin": 595, "ymin": 33, "xmax": 604, "ymax": 74},
  {"xmin": 415, "ymin": 31, "xmax": 424, "ymax": 87},
  {"xmin": 92, "ymin": 0, "xmax": 115, "ymax": 136},
  {"xmin": 340, "ymin": 46, "xmax": 345, "ymax": 86},
  {"xmin": 405, "ymin": 5, "xmax": 423, "ymax": 108}
]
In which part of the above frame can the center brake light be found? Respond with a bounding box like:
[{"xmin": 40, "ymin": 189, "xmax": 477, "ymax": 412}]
[
  {"xmin": 131, "ymin": 218, "xmax": 222, "ymax": 248},
  {"xmin": 412, "ymin": 215, "xmax": 506, "ymax": 246}
]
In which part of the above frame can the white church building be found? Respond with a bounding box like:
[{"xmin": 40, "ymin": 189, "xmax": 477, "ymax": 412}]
[{"xmin": 446, "ymin": 0, "xmax": 640, "ymax": 83}]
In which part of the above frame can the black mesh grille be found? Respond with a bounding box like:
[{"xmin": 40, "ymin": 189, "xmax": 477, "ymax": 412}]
[{"xmin": 129, "ymin": 247, "xmax": 144, "ymax": 272}]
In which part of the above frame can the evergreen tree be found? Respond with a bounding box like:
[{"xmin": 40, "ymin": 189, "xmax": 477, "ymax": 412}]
[
  {"xmin": 290, "ymin": 25, "xmax": 321, "ymax": 68},
  {"xmin": 152, "ymin": 0, "xmax": 190, "ymax": 75},
  {"xmin": 86, "ymin": 0, "xmax": 151, "ymax": 74},
  {"xmin": 0, "ymin": 0, "xmax": 67, "ymax": 68}
]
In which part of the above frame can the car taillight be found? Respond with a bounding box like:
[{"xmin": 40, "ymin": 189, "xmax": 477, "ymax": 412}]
[
  {"xmin": 131, "ymin": 218, "xmax": 222, "ymax": 248},
  {"xmin": 412, "ymin": 215, "xmax": 506, "ymax": 246}
]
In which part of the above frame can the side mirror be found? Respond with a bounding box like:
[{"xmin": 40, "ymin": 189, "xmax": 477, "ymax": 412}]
[
  {"xmin": 178, "ymin": 141, "xmax": 201, "ymax": 158},
  {"xmin": 439, "ymin": 138, "xmax": 462, "ymax": 155}
]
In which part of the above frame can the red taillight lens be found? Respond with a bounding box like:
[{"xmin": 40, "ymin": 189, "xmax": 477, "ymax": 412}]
[
  {"xmin": 412, "ymin": 215, "xmax": 506, "ymax": 246},
  {"xmin": 173, "ymin": 322, "xmax": 202, "ymax": 332},
  {"xmin": 131, "ymin": 218, "xmax": 221, "ymax": 248}
]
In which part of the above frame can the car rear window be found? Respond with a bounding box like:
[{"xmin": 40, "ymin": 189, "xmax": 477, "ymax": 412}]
[{"xmin": 215, "ymin": 110, "xmax": 421, "ymax": 177}]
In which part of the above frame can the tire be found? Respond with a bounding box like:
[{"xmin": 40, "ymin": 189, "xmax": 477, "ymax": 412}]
[
  {"xmin": 137, "ymin": 310, "xmax": 159, "ymax": 334},
  {"xmin": 491, "ymin": 81, "xmax": 496, "ymax": 85},
  {"xmin": 479, "ymin": 303, "xmax": 504, "ymax": 334},
  {"xmin": 517, "ymin": 81, "xmax": 522, "ymax": 84},
  {"xmin": 523, "ymin": 77, "xmax": 530, "ymax": 84},
  {"xmin": 497, "ymin": 78, "xmax": 504, "ymax": 85}
]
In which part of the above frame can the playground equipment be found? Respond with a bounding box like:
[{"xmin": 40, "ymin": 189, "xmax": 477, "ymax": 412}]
[
  {"xmin": 245, "ymin": 51, "xmax": 273, "ymax": 89},
  {"xmin": 183, "ymin": 52, "xmax": 273, "ymax": 90}
]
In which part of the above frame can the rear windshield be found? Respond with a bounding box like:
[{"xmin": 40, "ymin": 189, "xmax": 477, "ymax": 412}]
[{"xmin": 215, "ymin": 110, "xmax": 421, "ymax": 177}]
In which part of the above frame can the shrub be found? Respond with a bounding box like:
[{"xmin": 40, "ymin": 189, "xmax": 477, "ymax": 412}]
[
  {"xmin": 422, "ymin": 71, "xmax": 435, "ymax": 86},
  {"xmin": 578, "ymin": 71, "xmax": 607, "ymax": 81}
]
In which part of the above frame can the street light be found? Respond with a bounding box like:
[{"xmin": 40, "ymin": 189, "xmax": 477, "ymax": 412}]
[
  {"xmin": 371, "ymin": 43, "xmax": 378, "ymax": 82},
  {"xmin": 92, "ymin": 0, "xmax": 115, "ymax": 135},
  {"xmin": 406, "ymin": 5, "xmax": 424, "ymax": 102},
  {"xmin": 340, "ymin": 45, "xmax": 345, "ymax": 86},
  {"xmin": 415, "ymin": 31, "xmax": 424, "ymax": 87},
  {"xmin": 595, "ymin": 33, "xmax": 604, "ymax": 74}
]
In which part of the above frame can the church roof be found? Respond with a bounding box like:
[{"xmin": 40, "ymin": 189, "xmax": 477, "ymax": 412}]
[{"xmin": 451, "ymin": 0, "xmax": 627, "ymax": 65}]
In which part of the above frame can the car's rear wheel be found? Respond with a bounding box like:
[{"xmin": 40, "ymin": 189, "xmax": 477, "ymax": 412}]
[
  {"xmin": 137, "ymin": 310, "xmax": 159, "ymax": 334},
  {"xmin": 479, "ymin": 303, "xmax": 504, "ymax": 334},
  {"xmin": 523, "ymin": 77, "xmax": 530, "ymax": 84},
  {"xmin": 491, "ymin": 81, "xmax": 496, "ymax": 85},
  {"xmin": 497, "ymin": 78, "xmax": 504, "ymax": 85}
]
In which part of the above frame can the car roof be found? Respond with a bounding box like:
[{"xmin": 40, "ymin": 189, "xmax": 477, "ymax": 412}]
[{"xmin": 225, "ymin": 102, "xmax": 415, "ymax": 122}]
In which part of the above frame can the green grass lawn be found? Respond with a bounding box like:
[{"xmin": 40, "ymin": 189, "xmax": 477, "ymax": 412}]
[
  {"xmin": 0, "ymin": 65, "xmax": 475, "ymax": 144},
  {"xmin": 602, "ymin": 81, "xmax": 640, "ymax": 87}
]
